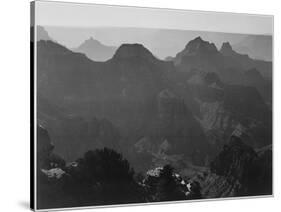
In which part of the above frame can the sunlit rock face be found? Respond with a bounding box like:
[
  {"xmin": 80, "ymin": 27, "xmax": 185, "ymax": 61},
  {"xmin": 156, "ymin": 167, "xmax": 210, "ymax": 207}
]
[
  {"xmin": 143, "ymin": 166, "xmax": 201, "ymax": 201},
  {"xmin": 41, "ymin": 168, "xmax": 65, "ymax": 179}
]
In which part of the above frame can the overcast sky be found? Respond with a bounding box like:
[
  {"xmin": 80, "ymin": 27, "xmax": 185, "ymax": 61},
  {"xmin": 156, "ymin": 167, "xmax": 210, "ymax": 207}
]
[
  {"xmin": 34, "ymin": 1, "xmax": 273, "ymax": 60},
  {"xmin": 35, "ymin": 1, "xmax": 273, "ymax": 34}
]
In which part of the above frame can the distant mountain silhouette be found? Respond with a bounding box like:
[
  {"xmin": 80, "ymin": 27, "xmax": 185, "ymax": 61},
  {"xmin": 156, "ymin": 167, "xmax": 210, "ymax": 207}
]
[
  {"xmin": 173, "ymin": 37, "xmax": 245, "ymax": 84},
  {"xmin": 220, "ymin": 42, "xmax": 237, "ymax": 56},
  {"xmin": 73, "ymin": 37, "xmax": 117, "ymax": 61},
  {"xmin": 172, "ymin": 37, "xmax": 272, "ymax": 90},
  {"xmin": 233, "ymin": 35, "xmax": 272, "ymax": 61},
  {"xmin": 220, "ymin": 41, "xmax": 272, "ymax": 79},
  {"xmin": 218, "ymin": 42, "xmax": 272, "ymax": 102},
  {"xmin": 174, "ymin": 37, "xmax": 232, "ymax": 67},
  {"xmin": 113, "ymin": 43, "xmax": 156, "ymax": 61},
  {"xmin": 37, "ymin": 26, "xmax": 53, "ymax": 41}
]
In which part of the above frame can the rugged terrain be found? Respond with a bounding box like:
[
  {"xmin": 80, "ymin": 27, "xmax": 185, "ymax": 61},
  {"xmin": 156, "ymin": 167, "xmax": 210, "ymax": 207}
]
[{"xmin": 35, "ymin": 32, "xmax": 272, "ymax": 208}]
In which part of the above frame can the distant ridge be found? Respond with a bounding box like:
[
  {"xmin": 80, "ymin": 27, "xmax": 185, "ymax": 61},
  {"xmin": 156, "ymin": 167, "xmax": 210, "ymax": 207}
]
[
  {"xmin": 113, "ymin": 43, "xmax": 157, "ymax": 62},
  {"xmin": 179, "ymin": 36, "xmax": 219, "ymax": 57},
  {"xmin": 220, "ymin": 42, "xmax": 238, "ymax": 57},
  {"xmin": 73, "ymin": 37, "xmax": 117, "ymax": 61},
  {"xmin": 173, "ymin": 36, "xmax": 272, "ymax": 80},
  {"xmin": 219, "ymin": 41, "xmax": 272, "ymax": 79},
  {"xmin": 37, "ymin": 26, "xmax": 53, "ymax": 41},
  {"xmin": 233, "ymin": 35, "xmax": 272, "ymax": 61}
]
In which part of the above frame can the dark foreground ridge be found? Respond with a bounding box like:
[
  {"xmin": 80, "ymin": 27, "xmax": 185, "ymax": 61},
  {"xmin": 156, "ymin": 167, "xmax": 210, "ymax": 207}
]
[{"xmin": 36, "ymin": 126, "xmax": 272, "ymax": 209}]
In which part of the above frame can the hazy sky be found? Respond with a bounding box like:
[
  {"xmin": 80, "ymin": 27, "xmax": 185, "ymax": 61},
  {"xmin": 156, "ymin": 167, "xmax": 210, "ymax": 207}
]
[
  {"xmin": 34, "ymin": 1, "xmax": 273, "ymax": 60},
  {"xmin": 35, "ymin": 1, "xmax": 273, "ymax": 34}
]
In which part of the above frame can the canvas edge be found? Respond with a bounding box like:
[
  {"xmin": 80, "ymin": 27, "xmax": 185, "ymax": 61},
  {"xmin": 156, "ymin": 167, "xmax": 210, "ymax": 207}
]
[{"xmin": 30, "ymin": 1, "xmax": 35, "ymax": 211}]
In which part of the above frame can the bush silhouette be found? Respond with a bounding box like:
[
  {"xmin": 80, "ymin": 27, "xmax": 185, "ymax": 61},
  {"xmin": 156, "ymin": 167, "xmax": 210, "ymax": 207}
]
[{"xmin": 64, "ymin": 148, "xmax": 144, "ymax": 206}]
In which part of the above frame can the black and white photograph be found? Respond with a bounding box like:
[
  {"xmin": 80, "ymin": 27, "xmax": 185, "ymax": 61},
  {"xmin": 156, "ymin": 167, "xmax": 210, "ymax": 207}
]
[{"xmin": 31, "ymin": 1, "xmax": 273, "ymax": 211}]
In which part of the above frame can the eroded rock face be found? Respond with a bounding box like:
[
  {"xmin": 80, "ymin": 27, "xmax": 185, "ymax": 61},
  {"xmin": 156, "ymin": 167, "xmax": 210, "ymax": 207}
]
[
  {"xmin": 198, "ymin": 173, "xmax": 240, "ymax": 198},
  {"xmin": 210, "ymin": 136, "xmax": 257, "ymax": 181},
  {"xmin": 156, "ymin": 89, "xmax": 209, "ymax": 165},
  {"xmin": 189, "ymin": 136, "xmax": 272, "ymax": 198},
  {"xmin": 131, "ymin": 89, "xmax": 211, "ymax": 171},
  {"xmin": 207, "ymin": 136, "xmax": 271, "ymax": 196},
  {"xmin": 188, "ymin": 72, "xmax": 271, "ymax": 152}
]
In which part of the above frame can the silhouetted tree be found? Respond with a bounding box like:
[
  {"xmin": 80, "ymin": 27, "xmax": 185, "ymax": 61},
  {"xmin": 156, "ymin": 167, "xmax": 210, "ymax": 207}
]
[
  {"xmin": 78, "ymin": 148, "xmax": 134, "ymax": 182},
  {"xmin": 65, "ymin": 148, "xmax": 144, "ymax": 206}
]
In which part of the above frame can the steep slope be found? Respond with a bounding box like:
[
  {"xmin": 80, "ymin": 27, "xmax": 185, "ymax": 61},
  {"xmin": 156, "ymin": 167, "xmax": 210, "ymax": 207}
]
[
  {"xmin": 187, "ymin": 72, "xmax": 271, "ymax": 153},
  {"xmin": 73, "ymin": 37, "xmax": 117, "ymax": 61}
]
